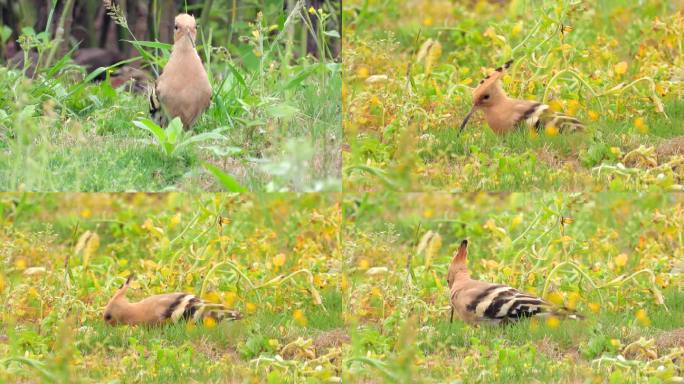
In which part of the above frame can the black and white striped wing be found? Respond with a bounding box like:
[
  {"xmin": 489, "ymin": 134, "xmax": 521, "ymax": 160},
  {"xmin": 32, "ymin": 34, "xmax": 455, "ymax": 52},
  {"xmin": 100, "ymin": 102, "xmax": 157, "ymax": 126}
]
[
  {"xmin": 516, "ymin": 104, "xmax": 584, "ymax": 132},
  {"xmin": 161, "ymin": 293, "xmax": 241, "ymax": 323},
  {"xmin": 466, "ymin": 285, "xmax": 550, "ymax": 323},
  {"xmin": 161, "ymin": 293, "xmax": 203, "ymax": 322}
]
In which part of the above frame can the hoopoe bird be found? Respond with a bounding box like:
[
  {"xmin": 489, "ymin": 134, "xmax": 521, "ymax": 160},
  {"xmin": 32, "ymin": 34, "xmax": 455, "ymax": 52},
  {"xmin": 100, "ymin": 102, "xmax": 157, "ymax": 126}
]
[
  {"xmin": 458, "ymin": 59, "xmax": 584, "ymax": 135},
  {"xmin": 447, "ymin": 240, "xmax": 583, "ymax": 325},
  {"xmin": 149, "ymin": 13, "xmax": 212, "ymax": 129},
  {"xmin": 103, "ymin": 275, "xmax": 241, "ymax": 326}
]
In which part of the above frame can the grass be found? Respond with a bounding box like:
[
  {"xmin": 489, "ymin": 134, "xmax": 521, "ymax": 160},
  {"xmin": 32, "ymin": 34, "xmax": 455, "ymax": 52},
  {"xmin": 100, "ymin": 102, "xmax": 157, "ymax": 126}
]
[
  {"xmin": 0, "ymin": 2, "xmax": 341, "ymax": 192},
  {"xmin": 2, "ymin": 192, "xmax": 683, "ymax": 383},
  {"xmin": 0, "ymin": 193, "xmax": 344, "ymax": 382},
  {"xmin": 342, "ymin": 192, "xmax": 684, "ymax": 383},
  {"xmin": 343, "ymin": 0, "xmax": 684, "ymax": 191}
]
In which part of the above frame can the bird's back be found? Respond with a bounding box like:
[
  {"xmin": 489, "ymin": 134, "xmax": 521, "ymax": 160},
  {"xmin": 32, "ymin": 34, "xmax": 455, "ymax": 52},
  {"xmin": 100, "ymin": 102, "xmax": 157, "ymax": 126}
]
[
  {"xmin": 483, "ymin": 98, "xmax": 584, "ymax": 133},
  {"xmin": 509, "ymin": 98, "xmax": 584, "ymax": 132},
  {"xmin": 451, "ymin": 278, "xmax": 551, "ymax": 325},
  {"xmin": 134, "ymin": 292, "xmax": 240, "ymax": 325},
  {"xmin": 134, "ymin": 292, "xmax": 194, "ymax": 324}
]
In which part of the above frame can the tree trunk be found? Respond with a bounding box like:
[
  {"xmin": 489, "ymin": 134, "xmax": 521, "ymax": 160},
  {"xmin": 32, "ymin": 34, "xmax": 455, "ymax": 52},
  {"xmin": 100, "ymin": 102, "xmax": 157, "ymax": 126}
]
[
  {"xmin": 159, "ymin": 0, "xmax": 175, "ymax": 44},
  {"xmin": 131, "ymin": 0, "xmax": 150, "ymax": 60}
]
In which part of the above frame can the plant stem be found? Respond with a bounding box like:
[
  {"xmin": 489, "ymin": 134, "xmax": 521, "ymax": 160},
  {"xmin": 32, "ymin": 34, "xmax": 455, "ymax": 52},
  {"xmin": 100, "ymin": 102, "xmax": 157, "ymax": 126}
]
[{"xmin": 45, "ymin": 0, "xmax": 75, "ymax": 69}]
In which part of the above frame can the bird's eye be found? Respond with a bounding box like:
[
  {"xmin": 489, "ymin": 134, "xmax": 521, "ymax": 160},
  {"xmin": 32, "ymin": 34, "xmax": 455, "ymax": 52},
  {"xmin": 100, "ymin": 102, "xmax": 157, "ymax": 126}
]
[
  {"xmin": 174, "ymin": 25, "xmax": 179, "ymax": 30},
  {"xmin": 104, "ymin": 313, "xmax": 112, "ymax": 321},
  {"xmin": 483, "ymin": 94, "xmax": 490, "ymax": 100}
]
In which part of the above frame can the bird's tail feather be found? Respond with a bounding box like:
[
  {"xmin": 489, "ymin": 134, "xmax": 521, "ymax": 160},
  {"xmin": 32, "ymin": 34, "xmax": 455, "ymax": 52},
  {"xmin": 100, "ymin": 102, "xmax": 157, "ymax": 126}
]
[
  {"xmin": 191, "ymin": 301, "xmax": 242, "ymax": 323},
  {"xmin": 540, "ymin": 306, "xmax": 585, "ymax": 320},
  {"xmin": 524, "ymin": 104, "xmax": 584, "ymax": 133},
  {"xmin": 539, "ymin": 112, "xmax": 585, "ymax": 133},
  {"xmin": 546, "ymin": 112, "xmax": 584, "ymax": 132},
  {"xmin": 206, "ymin": 308, "xmax": 242, "ymax": 322}
]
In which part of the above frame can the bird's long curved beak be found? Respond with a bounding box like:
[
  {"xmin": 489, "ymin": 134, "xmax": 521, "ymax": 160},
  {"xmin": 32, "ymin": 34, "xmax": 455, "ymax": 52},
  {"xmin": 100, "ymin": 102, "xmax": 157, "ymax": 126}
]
[
  {"xmin": 184, "ymin": 32, "xmax": 196, "ymax": 48},
  {"xmin": 457, "ymin": 105, "xmax": 476, "ymax": 137}
]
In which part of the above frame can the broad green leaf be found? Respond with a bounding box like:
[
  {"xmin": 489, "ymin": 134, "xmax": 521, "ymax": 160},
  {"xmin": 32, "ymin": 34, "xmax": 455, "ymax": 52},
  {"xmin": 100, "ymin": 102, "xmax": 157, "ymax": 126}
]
[
  {"xmin": 133, "ymin": 119, "xmax": 167, "ymax": 147},
  {"xmin": 0, "ymin": 26, "xmax": 11, "ymax": 44},
  {"xmin": 265, "ymin": 103, "xmax": 299, "ymax": 120},
  {"xmin": 123, "ymin": 40, "xmax": 172, "ymax": 50},
  {"xmin": 165, "ymin": 117, "xmax": 184, "ymax": 146},
  {"xmin": 283, "ymin": 64, "xmax": 321, "ymax": 90},
  {"xmin": 174, "ymin": 129, "xmax": 228, "ymax": 153},
  {"xmin": 203, "ymin": 163, "xmax": 248, "ymax": 192}
]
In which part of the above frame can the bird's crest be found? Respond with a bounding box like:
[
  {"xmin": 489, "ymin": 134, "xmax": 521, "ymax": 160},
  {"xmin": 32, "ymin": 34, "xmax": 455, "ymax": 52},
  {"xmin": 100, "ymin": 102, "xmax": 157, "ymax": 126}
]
[
  {"xmin": 452, "ymin": 239, "xmax": 468, "ymax": 266},
  {"xmin": 113, "ymin": 274, "xmax": 134, "ymax": 300},
  {"xmin": 447, "ymin": 239, "xmax": 469, "ymax": 289},
  {"xmin": 472, "ymin": 59, "xmax": 513, "ymax": 103}
]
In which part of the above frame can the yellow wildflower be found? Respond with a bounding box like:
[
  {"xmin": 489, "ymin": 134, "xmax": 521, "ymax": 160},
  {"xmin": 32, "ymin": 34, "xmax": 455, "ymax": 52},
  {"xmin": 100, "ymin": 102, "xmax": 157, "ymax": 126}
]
[
  {"xmin": 634, "ymin": 117, "xmax": 648, "ymax": 134},
  {"xmin": 203, "ymin": 291, "xmax": 221, "ymax": 304},
  {"xmin": 14, "ymin": 258, "xmax": 27, "ymax": 271},
  {"xmin": 511, "ymin": 22, "xmax": 523, "ymax": 37},
  {"xmin": 588, "ymin": 302, "xmax": 600, "ymax": 313},
  {"xmin": 548, "ymin": 100, "xmax": 563, "ymax": 112},
  {"xmin": 293, "ymin": 309, "xmax": 308, "ymax": 326},
  {"xmin": 566, "ymin": 292, "xmax": 580, "ymax": 310},
  {"xmin": 588, "ymin": 110, "xmax": 599, "ymax": 121},
  {"xmin": 356, "ymin": 66, "xmax": 370, "ymax": 79},
  {"xmin": 614, "ymin": 61, "xmax": 628, "ymax": 76},
  {"xmin": 545, "ymin": 124, "xmax": 559, "ymax": 137},
  {"xmin": 273, "ymin": 253, "xmax": 286, "ymax": 268},
  {"xmin": 223, "ymin": 292, "xmax": 237, "ymax": 307},
  {"xmin": 546, "ymin": 316, "xmax": 560, "ymax": 328},
  {"xmin": 203, "ymin": 316, "xmax": 217, "ymax": 328},
  {"xmin": 169, "ymin": 213, "xmax": 181, "ymax": 228},
  {"xmin": 635, "ymin": 309, "xmax": 651, "ymax": 326},
  {"xmin": 567, "ymin": 100, "xmax": 579, "ymax": 116},
  {"xmin": 546, "ymin": 291, "xmax": 565, "ymax": 306}
]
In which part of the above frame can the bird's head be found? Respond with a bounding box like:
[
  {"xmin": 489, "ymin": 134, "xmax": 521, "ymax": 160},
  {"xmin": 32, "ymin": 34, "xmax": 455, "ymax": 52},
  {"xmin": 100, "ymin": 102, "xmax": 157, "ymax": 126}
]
[
  {"xmin": 446, "ymin": 240, "xmax": 469, "ymax": 289},
  {"xmin": 103, "ymin": 274, "xmax": 134, "ymax": 326},
  {"xmin": 174, "ymin": 13, "xmax": 198, "ymax": 45},
  {"xmin": 458, "ymin": 59, "xmax": 513, "ymax": 134}
]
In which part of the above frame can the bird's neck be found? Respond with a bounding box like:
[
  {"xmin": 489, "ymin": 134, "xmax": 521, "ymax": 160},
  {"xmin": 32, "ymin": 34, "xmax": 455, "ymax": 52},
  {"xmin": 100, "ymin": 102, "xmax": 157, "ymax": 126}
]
[
  {"xmin": 172, "ymin": 36, "xmax": 197, "ymax": 56},
  {"xmin": 450, "ymin": 271, "xmax": 471, "ymax": 293}
]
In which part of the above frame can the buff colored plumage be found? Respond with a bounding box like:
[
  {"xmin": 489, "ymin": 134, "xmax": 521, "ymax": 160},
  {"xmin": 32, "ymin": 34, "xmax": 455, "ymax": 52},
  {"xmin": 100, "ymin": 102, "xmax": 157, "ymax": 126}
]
[
  {"xmin": 447, "ymin": 240, "xmax": 583, "ymax": 325},
  {"xmin": 103, "ymin": 275, "xmax": 240, "ymax": 326},
  {"xmin": 150, "ymin": 13, "xmax": 212, "ymax": 129},
  {"xmin": 458, "ymin": 59, "xmax": 584, "ymax": 135}
]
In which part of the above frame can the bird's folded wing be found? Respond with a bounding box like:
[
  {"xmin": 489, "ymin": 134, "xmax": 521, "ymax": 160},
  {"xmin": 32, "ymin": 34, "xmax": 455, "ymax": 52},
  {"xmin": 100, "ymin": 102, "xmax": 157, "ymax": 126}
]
[{"xmin": 459, "ymin": 283, "xmax": 550, "ymax": 322}]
